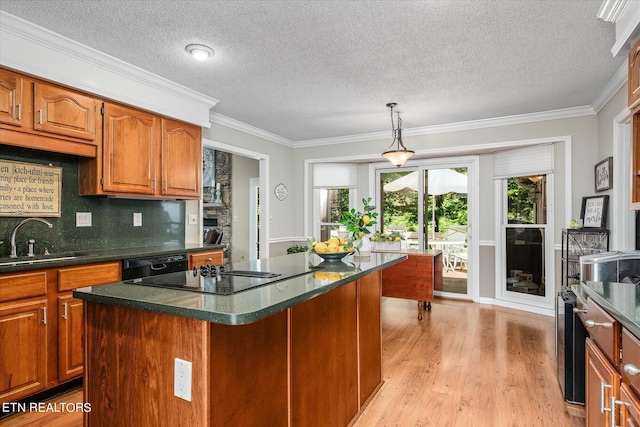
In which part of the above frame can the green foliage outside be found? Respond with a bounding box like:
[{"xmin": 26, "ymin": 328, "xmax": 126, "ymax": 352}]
[{"xmin": 507, "ymin": 178, "xmax": 535, "ymax": 223}]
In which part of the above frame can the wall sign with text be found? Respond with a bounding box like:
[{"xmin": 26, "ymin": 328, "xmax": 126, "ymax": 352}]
[
  {"xmin": 0, "ymin": 159, "xmax": 62, "ymax": 217},
  {"xmin": 580, "ymin": 195, "xmax": 609, "ymax": 230}
]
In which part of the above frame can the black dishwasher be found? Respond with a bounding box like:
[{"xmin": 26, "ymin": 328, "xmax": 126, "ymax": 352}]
[
  {"xmin": 122, "ymin": 253, "xmax": 188, "ymax": 280},
  {"xmin": 556, "ymin": 286, "xmax": 587, "ymax": 405}
]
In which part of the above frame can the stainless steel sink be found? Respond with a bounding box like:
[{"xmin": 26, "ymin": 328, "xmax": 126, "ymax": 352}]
[{"xmin": 0, "ymin": 256, "xmax": 78, "ymax": 267}]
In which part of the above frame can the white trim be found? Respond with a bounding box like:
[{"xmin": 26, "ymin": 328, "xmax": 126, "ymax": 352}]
[
  {"xmin": 209, "ymin": 112, "xmax": 294, "ymax": 147},
  {"xmin": 202, "ymin": 138, "xmax": 270, "ymax": 258},
  {"xmin": 294, "ymin": 107, "xmax": 594, "ymax": 148},
  {"xmin": 0, "ymin": 11, "xmax": 217, "ymax": 127},
  {"xmin": 269, "ymin": 236, "xmax": 308, "ymax": 243},
  {"xmin": 604, "ymin": 0, "xmax": 640, "ymax": 56},
  {"xmin": 598, "ymin": 0, "xmax": 630, "ymax": 23},
  {"xmin": 591, "ymin": 61, "xmax": 629, "ymax": 112},
  {"xmin": 477, "ymin": 297, "xmax": 555, "ymax": 317},
  {"xmin": 611, "ymin": 107, "xmax": 635, "ymax": 249},
  {"xmin": 249, "ymin": 177, "xmax": 259, "ymax": 261}
]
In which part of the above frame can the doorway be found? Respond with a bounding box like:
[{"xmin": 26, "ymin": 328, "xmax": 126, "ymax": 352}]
[{"xmin": 375, "ymin": 157, "xmax": 477, "ymax": 300}]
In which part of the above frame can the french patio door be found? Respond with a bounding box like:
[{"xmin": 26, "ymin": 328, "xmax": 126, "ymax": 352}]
[{"xmin": 376, "ymin": 158, "xmax": 476, "ymax": 299}]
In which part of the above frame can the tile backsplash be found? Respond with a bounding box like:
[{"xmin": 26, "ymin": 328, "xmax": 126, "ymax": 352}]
[{"xmin": 0, "ymin": 146, "xmax": 184, "ymax": 258}]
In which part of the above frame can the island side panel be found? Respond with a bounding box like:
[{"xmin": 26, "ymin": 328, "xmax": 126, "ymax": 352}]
[
  {"xmin": 209, "ymin": 310, "xmax": 288, "ymax": 426},
  {"xmin": 291, "ymin": 280, "xmax": 359, "ymax": 427},
  {"xmin": 381, "ymin": 253, "xmax": 436, "ymax": 301},
  {"xmin": 84, "ymin": 301, "xmax": 209, "ymax": 427},
  {"xmin": 358, "ymin": 271, "xmax": 383, "ymax": 405}
]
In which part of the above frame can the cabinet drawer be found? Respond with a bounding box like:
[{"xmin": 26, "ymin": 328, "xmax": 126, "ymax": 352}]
[
  {"xmin": 0, "ymin": 271, "xmax": 47, "ymax": 302},
  {"xmin": 622, "ymin": 328, "xmax": 640, "ymax": 396},
  {"xmin": 57, "ymin": 262, "xmax": 121, "ymax": 291},
  {"xmin": 189, "ymin": 250, "xmax": 223, "ymax": 268},
  {"xmin": 585, "ymin": 297, "xmax": 620, "ymax": 365}
]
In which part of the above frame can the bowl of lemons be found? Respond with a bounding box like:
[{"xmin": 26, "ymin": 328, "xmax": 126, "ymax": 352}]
[{"xmin": 308, "ymin": 237, "xmax": 355, "ymax": 262}]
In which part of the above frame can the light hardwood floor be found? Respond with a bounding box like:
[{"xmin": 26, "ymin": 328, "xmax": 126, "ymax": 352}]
[{"xmin": 2, "ymin": 298, "xmax": 584, "ymax": 426}]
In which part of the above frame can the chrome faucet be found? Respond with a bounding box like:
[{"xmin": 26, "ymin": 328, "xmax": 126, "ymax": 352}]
[{"xmin": 9, "ymin": 218, "xmax": 53, "ymax": 258}]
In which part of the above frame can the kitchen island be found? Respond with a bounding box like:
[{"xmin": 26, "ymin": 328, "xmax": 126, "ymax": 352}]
[{"xmin": 73, "ymin": 252, "xmax": 406, "ymax": 427}]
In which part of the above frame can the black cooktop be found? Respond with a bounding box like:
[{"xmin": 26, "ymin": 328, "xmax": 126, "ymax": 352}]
[{"xmin": 125, "ymin": 265, "xmax": 322, "ymax": 295}]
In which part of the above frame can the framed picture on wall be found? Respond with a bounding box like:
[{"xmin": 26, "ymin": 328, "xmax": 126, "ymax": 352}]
[
  {"xmin": 580, "ymin": 195, "xmax": 609, "ymax": 229},
  {"xmin": 594, "ymin": 157, "xmax": 612, "ymax": 192}
]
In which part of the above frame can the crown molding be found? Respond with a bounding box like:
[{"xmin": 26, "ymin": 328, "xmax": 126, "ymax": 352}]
[
  {"xmin": 208, "ymin": 112, "xmax": 294, "ymax": 147},
  {"xmin": 598, "ymin": 0, "xmax": 629, "ymax": 22},
  {"xmin": 0, "ymin": 11, "xmax": 218, "ymax": 127},
  {"xmin": 592, "ymin": 59, "xmax": 629, "ymax": 112},
  {"xmin": 293, "ymin": 106, "xmax": 595, "ymax": 148}
]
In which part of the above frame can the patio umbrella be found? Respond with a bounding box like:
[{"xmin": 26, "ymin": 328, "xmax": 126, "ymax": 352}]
[
  {"xmin": 383, "ymin": 169, "xmax": 467, "ymax": 239},
  {"xmin": 383, "ymin": 169, "xmax": 467, "ymax": 195}
]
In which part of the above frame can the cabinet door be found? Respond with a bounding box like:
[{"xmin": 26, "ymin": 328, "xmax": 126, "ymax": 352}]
[
  {"xmin": 58, "ymin": 295, "xmax": 83, "ymax": 382},
  {"xmin": 161, "ymin": 118, "xmax": 202, "ymax": 198},
  {"xmin": 102, "ymin": 102, "xmax": 159, "ymax": 195},
  {"xmin": 586, "ymin": 338, "xmax": 621, "ymax": 427},
  {"xmin": 33, "ymin": 82, "xmax": 97, "ymax": 141},
  {"xmin": 630, "ymin": 39, "xmax": 640, "ymax": 109},
  {"xmin": 633, "ymin": 106, "xmax": 640, "ymax": 208},
  {"xmin": 0, "ymin": 68, "xmax": 23, "ymax": 127},
  {"xmin": 0, "ymin": 300, "xmax": 47, "ymax": 404},
  {"xmin": 620, "ymin": 383, "xmax": 640, "ymax": 427}
]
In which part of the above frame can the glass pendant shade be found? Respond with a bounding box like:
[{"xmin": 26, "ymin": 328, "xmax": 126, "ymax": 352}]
[{"xmin": 382, "ymin": 103, "xmax": 414, "ymax": 167}]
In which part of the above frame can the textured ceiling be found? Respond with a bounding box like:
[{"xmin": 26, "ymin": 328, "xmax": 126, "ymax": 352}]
[{"xmin": 0, "ymin": 0, "xmax": 626, "ymax": 142}]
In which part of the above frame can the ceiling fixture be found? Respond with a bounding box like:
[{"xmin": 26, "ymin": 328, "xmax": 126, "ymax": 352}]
[
  {"xmin": 382, "ymin": 102, "xmax": 414, "ymax": 167},
  {"xmin": 185, "ymin": 44, "xmax": 215, "ymax": 61}
]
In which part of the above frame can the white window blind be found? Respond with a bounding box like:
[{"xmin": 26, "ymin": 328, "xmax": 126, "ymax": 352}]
[
  {"xmin": 494, "ymin": 144, "xmax": 554, "ymax": 179},
  {"xmin": 313, "ymin": 163, "xmax": 357, "ymax": 188}
]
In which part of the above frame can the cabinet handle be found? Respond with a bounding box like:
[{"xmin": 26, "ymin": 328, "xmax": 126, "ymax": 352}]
[
  {"xmin": 17, "ymin": 104, "xmax": 21, "ymax": 120},
  {"xmin": 624, "ymin": 364, "xmax": 640, "ymax": 376},
  {"xmin": 611, "ymin": 396, "xmax": 622, "ymax": 427},
  {"xmin": 38, "ymin": 109, "xmax": 43, "ymax": 125},
  {"xmin": 42, "ymin": 306, "xmax": 47, "ymax": 325},
  {"xmin": 600, "ymin": 381, "xmax": 613, "ymax": 413},
  {"xmin": 164, "ymin": 180, "xmax": 168, "ymax": 191},
  {"xmin": 207, "ymin": 257, "xmax": 212, "ymax": 261},
  {"xmin": 62, "ymin": 302, "xmax": 68, "ymax": 320},
  {"xmin": 572, "ymin": 308, "xmax": 587, "ymax": 314},
  {"xmin": 585, "ymin": 319, "xmax": 612, "ymax": 329}
]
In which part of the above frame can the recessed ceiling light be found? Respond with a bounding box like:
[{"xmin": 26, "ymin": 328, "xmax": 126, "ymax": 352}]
[{"xmin": 185, "ymin": 44, "xmax": 215, "ymax": 61}]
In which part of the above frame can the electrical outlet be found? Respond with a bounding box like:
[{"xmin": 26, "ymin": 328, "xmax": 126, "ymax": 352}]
[
  {"xmin": 76, "ymin": 212, "xmax": 92, "ymax": 227},
  {"xmin": 188, "ymin": 214, "xmax": 198, "ymax": 225},
  {"xmin": 133, "ymin": 212, "xmax": 142, "ymax": 227},
  {"xmin": 174, "ymin": 358, "xmax": 192, "ymax": 402}
]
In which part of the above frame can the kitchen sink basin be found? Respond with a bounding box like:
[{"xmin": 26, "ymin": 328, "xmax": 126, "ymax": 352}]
[{"xmin": 0, "ymin": 256, "xmax": 78, "ymax": 267}]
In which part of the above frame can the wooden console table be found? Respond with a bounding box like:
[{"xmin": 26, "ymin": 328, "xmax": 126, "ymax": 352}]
[{"xmin": 377, "ymin": 249, "xmax": 443, "ymax": 320}]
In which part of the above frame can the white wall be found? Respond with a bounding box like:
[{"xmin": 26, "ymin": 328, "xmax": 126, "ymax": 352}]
[{"xmin": 231, "ymin": 154, "xmax": 259, "ymax": 263}]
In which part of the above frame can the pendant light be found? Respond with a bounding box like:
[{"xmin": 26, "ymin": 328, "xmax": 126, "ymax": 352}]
[{"xmin": 382, "ymin": 102, "xmax": 414, "ymax": 167}]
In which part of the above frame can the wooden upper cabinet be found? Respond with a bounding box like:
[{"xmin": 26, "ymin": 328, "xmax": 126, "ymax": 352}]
[
  {"xmin": 80, "ymin": 102, "xmax": 202, "ymax": 199},
  {"xmin": 630, "ymin": 39, "xmax": 640, "ymax": 109},
  {"xmin": 162, "ymin": 118, "xmax": 202, "ymax": 198},
  {"xmin": 633, "ymin": 106, "xmax": 640, "ymax": 208},
  {"xmin": 0, "ymin": 67, "xmax": 98, "ymax": 157},
  {"xmin": 0, "ymin": 68, "xmax": 23, "ymax": 127},
  {"xmin": 102, "ymin": 102, "xmax": 159, "ymax": 195},
  {"xmin": 33, "ymin": 82, "xmax": 96, "ymax": 141}
]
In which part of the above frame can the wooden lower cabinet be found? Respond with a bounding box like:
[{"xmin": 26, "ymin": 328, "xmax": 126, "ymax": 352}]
[
  {"xmin": 83, "ymin": 272, "xmax": 383, "ymax": 426},
  {"xmin": 57, "ymin": 295, "xmax": 84, "ymax": 382},
  {"xmin": 0, "ymin": 299, "xmax": 48, "ymax": 403},
  {"xmin": 189, "ymin": 250, "xmax": 224, "ymax": 269},
  {"xmin": 0, "ymin": 261, "xmax": 120, "ymax": 404},
  {"xmin": 586, "ymin": 338, "xmax": 620, "ymax": 427}
]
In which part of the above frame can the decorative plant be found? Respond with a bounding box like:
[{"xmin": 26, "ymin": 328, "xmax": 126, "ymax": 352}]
[
  {"xmin": 340, "ymin": 197, "xmax": 379, "ymax": 241},
  {"xmin": 370, "ymin": 230, "xmax": 404, "ymax": 242},
  {"xmin": 286, "ymin": 244, "xmax": 307, "ymax": 254}
]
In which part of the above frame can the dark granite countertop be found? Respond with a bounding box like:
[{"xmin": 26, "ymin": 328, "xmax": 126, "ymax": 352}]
[
  {"xmin": 576, "ymin": 281, "xmax": 640, "ymax": 338},
  {"xmin": 73, "ymin": 252, "xmax": 407, "ymax": 325},
  {"xmin": 0, "ymin": 243, "xmax": 225, "ymax": 273}
]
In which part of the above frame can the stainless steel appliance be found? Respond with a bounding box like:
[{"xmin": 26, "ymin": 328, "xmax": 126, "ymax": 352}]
[
  {"xmin": 556, "ymin": 287, "xmax": 587, "ymax": 404},
  {"xmin": 580, "ymin": 250, "xmax": 640, "ymax": 284},
  {"xmin": 124, "ymin": 264, "xmax": 320, "ymax": 295},
  {"xmin": 122, "ymin": 253, "xmax": 189, "ymax": 280}
]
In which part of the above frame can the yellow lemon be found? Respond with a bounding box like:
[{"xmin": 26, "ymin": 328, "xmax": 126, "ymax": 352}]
[
  {"xmin": 327, "ymin": 272, "xmax": 340, "ymax": 281},
  {"xmin": 327, "ymin": 237, "xmax": 340, "ymax": 246},
  {"xmin": 370, "ymin": 236, "xmax": 376, "ymax": 241},
  {"xmin": 314, "ymin": 242, "xmax": 328, "ymax": 253},
  {"xmin": 327, "ymin": 243, "xmax": 340, "ymax": 253},
  {"xmin": 395, "ymin": 236, "xmax": 401, "ymax": 241},
  {"xmin": 314, "ymin": 271, "xmax": 328, "ymax": 281},
  {"xmin": 358, "ymin": 231, "xmax": 364, "ymax": 238},
  {"xmin": 362, "ymin": 215, "xmax": 371, "ymax": 225}
]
